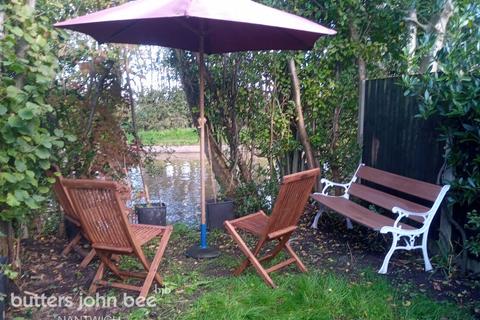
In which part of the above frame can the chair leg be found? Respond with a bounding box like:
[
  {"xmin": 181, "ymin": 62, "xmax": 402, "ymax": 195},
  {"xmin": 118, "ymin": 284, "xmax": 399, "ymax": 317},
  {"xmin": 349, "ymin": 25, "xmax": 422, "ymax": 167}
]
[
  {"xmin": 61, "ymin": 232, "xmax": 82, "ymax": 256},
  {"xmin": 89, "ymin": 262, "xmax": 105, "ymax": 295},
  {"xmin": 80, "ymin": 249, "xmax": 96, "ymax": 269},
  {"xmin": 421, "ymin": 233, "xmax": 432, "ymax": 271},
  {"xmin": 234, "ymin": 239, "xmax": 264, "ymax": 276},
  {"xmin": 225, "ymin": 222, "xmax": 275, "ymax": 288},
  {"xmin": 284, "ymin": 242, "xmax": 307, "ymax": 273},
  {"xmin": 379, "ymin": 234, "xmax": 399, "ymax": 274},
  {"xmin": 139, "ymin": 227, "xmax": 172, "ymax": 298},
  {"xmin": 256, "ymin": 235, "xmax": 290, "ymax": 265},
  {"xmin": 97, "ymin": 252, "xmax": 126, "ymax": 280}
]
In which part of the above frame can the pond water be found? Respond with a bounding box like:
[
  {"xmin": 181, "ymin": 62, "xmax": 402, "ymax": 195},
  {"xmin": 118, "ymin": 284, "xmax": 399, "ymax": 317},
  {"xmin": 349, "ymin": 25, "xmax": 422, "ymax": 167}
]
[{"xmin": 128, "ymin": 152, "xmax": 217, "ymax": 226}]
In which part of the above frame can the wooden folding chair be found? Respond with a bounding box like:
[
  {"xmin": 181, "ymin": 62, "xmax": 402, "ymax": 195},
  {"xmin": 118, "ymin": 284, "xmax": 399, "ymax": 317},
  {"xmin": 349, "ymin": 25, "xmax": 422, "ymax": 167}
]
[
  {"xmin": 51, "ymin": 170, "xmax": 97, "ymax": 269},
  {"xmin": 225, "ymin": 168, "xmax": 320, "ymax": 288},
  {"xmin": 62, "ymin": 178, "xmax": 172, "ymax": 298}
]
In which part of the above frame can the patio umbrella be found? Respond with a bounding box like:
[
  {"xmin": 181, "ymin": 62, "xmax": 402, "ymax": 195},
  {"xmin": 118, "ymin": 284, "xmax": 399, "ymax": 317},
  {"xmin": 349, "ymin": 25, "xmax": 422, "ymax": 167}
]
[{"xmin": 55, "ymin": 0, "xmax": 335, "ymax": 258}]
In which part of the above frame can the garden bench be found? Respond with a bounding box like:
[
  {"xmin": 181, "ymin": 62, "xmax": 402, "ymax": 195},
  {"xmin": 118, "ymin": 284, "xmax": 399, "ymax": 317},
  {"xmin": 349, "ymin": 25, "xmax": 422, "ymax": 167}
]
[{"xmin": 310, "ymin": 164, "xmax": 450, "ymax": 274}]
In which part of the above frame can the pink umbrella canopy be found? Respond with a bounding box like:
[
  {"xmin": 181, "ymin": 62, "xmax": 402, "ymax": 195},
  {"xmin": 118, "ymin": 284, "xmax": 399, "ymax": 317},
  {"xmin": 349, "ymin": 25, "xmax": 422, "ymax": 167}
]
[
  {"xmin": 55, "ymin": 0, "xmax": 335, "ymax": 258},
  {"xmin": 54, "ymin": 0, "xmax": 335, "ymax": 53}
]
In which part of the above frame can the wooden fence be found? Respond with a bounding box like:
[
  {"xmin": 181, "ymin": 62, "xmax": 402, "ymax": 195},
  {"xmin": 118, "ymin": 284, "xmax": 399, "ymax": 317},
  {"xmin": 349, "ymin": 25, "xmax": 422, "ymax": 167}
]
[{"xmin": 362, "ymin": 77, "xmax": 444, "ymax": 183}]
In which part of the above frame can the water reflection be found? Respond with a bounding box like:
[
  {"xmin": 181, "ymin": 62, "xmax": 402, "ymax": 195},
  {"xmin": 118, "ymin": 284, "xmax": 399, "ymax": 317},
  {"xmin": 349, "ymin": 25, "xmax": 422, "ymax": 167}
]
[{"xmin": 128, "ymin": 153, "xmax": 217, "ymax": 225}]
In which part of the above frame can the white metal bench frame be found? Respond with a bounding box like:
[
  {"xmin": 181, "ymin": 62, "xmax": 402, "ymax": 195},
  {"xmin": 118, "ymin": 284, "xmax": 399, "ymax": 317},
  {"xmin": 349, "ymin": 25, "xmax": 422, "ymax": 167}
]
[{"xmin": 312, "ymin": 164, "xmax": 450, "ymax": 274}]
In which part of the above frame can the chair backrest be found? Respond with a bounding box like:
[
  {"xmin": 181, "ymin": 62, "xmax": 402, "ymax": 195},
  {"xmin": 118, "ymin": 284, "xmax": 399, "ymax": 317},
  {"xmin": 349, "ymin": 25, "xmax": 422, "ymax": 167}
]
[
  {"xmin": 267, "ymin": 168, "xmax": 320, "ymax": 236},
  {"xmin": 61, "ymin": 179, "xmax": 135, "ymax": 253},
  {"xmin": 51, "ymin": 173, "xmax": 80, "ymax": 225}
]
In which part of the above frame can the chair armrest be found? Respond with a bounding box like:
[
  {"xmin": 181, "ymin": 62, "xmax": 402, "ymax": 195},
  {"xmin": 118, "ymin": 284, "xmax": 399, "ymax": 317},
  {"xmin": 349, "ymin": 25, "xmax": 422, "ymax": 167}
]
[{"xmin": 320, "ymin": 178, "xmax": 350, "ymax": 196}]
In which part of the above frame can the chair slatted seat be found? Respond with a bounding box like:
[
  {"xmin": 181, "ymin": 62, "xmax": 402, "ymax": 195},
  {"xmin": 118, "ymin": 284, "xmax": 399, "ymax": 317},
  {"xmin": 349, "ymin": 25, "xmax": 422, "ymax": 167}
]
[{"xmin": 225, "ymin": 168, "xmax": 320, "ymax": 288}]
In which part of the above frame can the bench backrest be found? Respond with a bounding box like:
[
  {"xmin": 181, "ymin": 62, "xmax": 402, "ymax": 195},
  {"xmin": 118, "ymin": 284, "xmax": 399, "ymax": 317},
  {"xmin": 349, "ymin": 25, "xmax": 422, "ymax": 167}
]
[
  {"xmin": 355, "ymin": 165, "xmax": 442, "ymax": 202},
  {"xmin": 348, "ymin": 164, "xmax": 449, "ymax": 227}
]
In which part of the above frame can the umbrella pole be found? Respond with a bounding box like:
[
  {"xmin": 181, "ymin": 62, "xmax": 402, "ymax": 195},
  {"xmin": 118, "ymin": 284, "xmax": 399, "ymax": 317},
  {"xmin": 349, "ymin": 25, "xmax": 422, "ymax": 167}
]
[
  {"xmin": 186, "ymin": 36, "xmax": 219, "ymax": 259},
  {"xmin": 199, "ymin": 42, "xmax": 207, "ymax": 249}
]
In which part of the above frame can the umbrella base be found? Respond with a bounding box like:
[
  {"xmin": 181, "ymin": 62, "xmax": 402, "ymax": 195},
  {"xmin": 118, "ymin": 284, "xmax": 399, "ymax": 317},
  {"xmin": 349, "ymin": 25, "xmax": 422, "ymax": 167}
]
[{"xmin": 186, "ymin": 245, "xmax": 220, "ymax": 259}]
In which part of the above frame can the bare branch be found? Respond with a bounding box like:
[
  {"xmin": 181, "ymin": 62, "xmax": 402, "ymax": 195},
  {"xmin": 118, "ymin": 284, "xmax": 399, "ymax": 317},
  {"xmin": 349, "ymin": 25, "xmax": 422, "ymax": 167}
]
[{"xmin": 404, "ymin": 16, "xmax": 430, "ymax": 31}]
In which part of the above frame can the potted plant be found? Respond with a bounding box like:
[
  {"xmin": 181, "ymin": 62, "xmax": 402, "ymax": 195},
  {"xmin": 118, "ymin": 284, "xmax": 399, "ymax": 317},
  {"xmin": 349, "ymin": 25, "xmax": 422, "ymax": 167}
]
[
  {"xmin": 135, "ymin": 201, "xmax": 167, "ymax": 226},
  {"xmin": 206, "ymin": 197, "xmax": 234, "ymax": 231}
]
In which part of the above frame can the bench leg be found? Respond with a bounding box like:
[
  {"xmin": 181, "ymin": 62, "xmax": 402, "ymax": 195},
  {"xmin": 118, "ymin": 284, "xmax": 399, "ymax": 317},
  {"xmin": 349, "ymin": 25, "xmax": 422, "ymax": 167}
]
[
  {"xmin": 346, "ymin": 218, "xmax": 353, "ymax": 229},
  {"xmin": 421, "ymin": 234, "xmax": 432, "ymax": 272},
  {"xmin": 311, "ymin": 210, "xmax": 323, "ymax": 229},
  {"xmin": 379, "ymin": 234, "xmax": 399, "ymax": 274}
]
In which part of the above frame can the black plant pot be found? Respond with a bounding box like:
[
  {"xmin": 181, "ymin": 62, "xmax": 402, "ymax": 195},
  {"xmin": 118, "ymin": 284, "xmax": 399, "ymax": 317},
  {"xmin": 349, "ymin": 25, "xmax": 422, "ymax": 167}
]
[
  {"xmin": 135, "ymin": 203, "xmax": 167, "ymax": 226},
  {"xmin": 0, "ymin": 256, "xmax": 7, "ymax": 320},
  {"xmin": 206, "ymin": 199, "xmax": 235, "ymax": 231}
]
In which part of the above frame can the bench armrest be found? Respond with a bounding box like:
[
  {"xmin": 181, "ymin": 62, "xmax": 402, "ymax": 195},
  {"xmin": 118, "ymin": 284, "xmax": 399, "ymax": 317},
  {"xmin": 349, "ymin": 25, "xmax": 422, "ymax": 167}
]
[
  {"xmin": 320, "ymin": 178, "xmax": 350, "ymax": 196},
  {"xmin": 383, "ymin": 206, "xmax": 429, "ymax": 232},
  {"xmin": 392, "ymin": 206, "xmax": 429, "ymax": 220},
  {"xmin": 380, "ymin": 225, "xmax": 422, "ymax": 235}
]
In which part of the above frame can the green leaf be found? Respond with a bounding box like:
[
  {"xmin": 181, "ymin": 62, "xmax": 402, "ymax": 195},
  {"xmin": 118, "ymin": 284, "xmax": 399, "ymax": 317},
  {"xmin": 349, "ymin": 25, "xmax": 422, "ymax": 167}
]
[
  {"xmin": 10, "ymin": 26, "xmax": 24, "ymax": 38},
  {"xmin": 34, "ymin": 148, "xmax": 50, "ymax": 159},
  {"xmin": 6, "ymin": 193, "xmax": 20, "ymax": 207},
  {"xmin": 24, "ymin": 197, "xmax": 40, "ymax": 210},
  {"xmin": 53, "ymin": 129, "xmax": 64, "ymax": 137},
  {"xmin": 1, "ymin": 173, "xmax": 17, "ymax": 183},
  {"xmin": 39, "ymin": 160, "xmax": 51, "ymax": 170},
  {"xmin": 7, "ymin": 115, "xmax": 23, "ymax": 128},
  {"xmin": 38, "ymin": 186, "xmax": 49, "ymax": 194},
  {"xmin": 65, "ymin": 134, "xmax": 77, "ymax": 142},
  {"xmin": 25, "ymin": 170, "xmax": 35, "ymax": 178},
  {"xmin": 6, "ymin": 86, "xmax": 22, "ymax": 99},
  {"xmin": 0, "ymin": 153, "xmax": 8, "ymax": 163},
  {"xmin": 32, "ymin": 194, "xmax": 45, "ymax": 202},
  {"xmin": 14, "ymin": 159, "xmax": 27, "ymax": 172},
  {"xmin": 41, "ymin": 140, "xmax": 52, "ymax": 148},
  {"xmin": 18, "ymin": 107, "xmax": 34, "ymax": 120},
  {"xmin": 52, "ymin": 140, "xmax": 64, "ymax": 148},
  {"xmin": 0, "ymin": 106, "xmax": 7, "ymax": 116},
  {"xmin": 14, "ymin": 190, "xmax": 28, "ymax": 201}
]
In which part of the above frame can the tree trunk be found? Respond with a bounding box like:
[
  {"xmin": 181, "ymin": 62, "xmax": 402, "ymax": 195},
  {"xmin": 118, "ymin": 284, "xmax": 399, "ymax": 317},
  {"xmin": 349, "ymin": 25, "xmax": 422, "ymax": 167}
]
[
  {"xmin": 174, "ymin": 50, "xmax": 238, "ymax": 196},
  {"xmin": 0, "ymin": 7, "xmax": 5, "ymax": 42},
  {"xmin": 288, "ymin": 59, "xmax": 317, "ymax": 173},
  {"xmin": 419, "ymin": 0, "xmax": 454, "ymax": 73},
  {"xmin": 124, "ymin": 47, "xmax": 150, "ymax": 203},
  {"xmin": 205, "ymin": 125, "xmax": 237, "ymax": 196},
  {"xmin": 349, "ymin": 21, "xmax": 367, "ymax": 149},
  {"xmin": 84, "ymin": 64, "xmax": 112, "ymax": 137},
  {"xmin": 406, "ymin": 8, "xmax": 418, "ymax": 73}
]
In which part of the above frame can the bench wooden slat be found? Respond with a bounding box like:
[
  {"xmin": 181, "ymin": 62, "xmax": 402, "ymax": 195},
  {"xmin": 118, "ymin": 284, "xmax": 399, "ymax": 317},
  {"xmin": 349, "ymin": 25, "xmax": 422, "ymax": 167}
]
[
  {"xmin": 356, "ymin": 166, "xmax": 441, "ymax": 202},
  {"xmin": 348, "ymin": 183, "xmax": 429, "ymax": 223},
  {"xmin": 310, "ymin": 194, "xmax": 415, "ymax": 231}
]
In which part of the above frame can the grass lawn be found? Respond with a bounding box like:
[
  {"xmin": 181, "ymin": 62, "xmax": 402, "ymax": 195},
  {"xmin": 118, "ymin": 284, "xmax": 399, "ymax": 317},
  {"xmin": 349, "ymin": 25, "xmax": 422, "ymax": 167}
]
[
  {"xmin": 10, "ymin": 222, "xmax": 475, "ymax": 319},
  {"xmin": 123, "ymin": 225, "xmax": 472, "ymax": 320},
  {"xmin": 180, "ymin": 272, "xmax": 469, "ymax": 320},
  {"xmin": 131, "ymin": 128, "xmax": 199, "ymax": 146}
]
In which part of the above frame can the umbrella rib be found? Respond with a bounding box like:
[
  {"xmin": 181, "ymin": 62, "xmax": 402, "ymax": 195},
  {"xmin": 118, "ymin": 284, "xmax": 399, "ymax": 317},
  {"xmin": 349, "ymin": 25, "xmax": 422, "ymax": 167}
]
[{"xmin": 102, "ymin": 20, "xmax": 142, "ymax": 44}]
